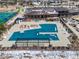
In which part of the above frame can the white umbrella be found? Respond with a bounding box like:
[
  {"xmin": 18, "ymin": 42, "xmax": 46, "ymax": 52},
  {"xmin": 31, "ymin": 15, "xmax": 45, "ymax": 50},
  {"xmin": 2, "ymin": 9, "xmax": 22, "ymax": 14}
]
[{"xmin": 76, "ymin": 24, "xmax": 79, "ymax": 29}]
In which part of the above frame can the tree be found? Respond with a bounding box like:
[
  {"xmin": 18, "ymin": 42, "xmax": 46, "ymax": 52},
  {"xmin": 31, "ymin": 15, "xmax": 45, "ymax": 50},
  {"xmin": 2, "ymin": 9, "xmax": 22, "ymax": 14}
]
[
  {"xmin": 72, "ymin": 35, "xmax": 78, "ymax": 40},
  {"xmin": 28, "ymin": 0, "xmax": 34, "ymax": 7},
  {"xmin": 0, "ymin": 24, "xmax": 6, "ymax": 31},
  {"xmin": 0, "ymin": 24, "xmax": 7, "ymax": 39},
  {"xmin": 17, "ymin": 0, "xmax": 24, "ymax": 5},
  {"xmin": 47, "ymin": 1, "xmax": 51, "ymax": 7}
]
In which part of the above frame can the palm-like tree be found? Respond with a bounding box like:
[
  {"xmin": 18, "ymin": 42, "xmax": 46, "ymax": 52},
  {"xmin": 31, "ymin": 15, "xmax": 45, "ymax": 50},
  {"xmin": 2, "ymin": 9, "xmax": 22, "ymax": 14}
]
[
  {"xmin": 0, "ymin": 2, "xmax": 4, "ymax": 8},
  {"xmin": 29, "ymin": 0, "xmax": 34, "ymax": 7},
  {"xmin": 40, "ymin": 1, "xmax": 43, "ymax": 6},
  {"xmin": 0, "ymin": 24, "xmax": 6, "ymax": 38},
  {"xmin": 18, "ymin": 0, "xmax": 24, "ymax": 5},
  {"xmin": 0, "ymin": 24, "xmax": 6, "ymax": 31},
  {"xmin": 4, "ymin": 2, "xmax": 8, "ymax": 8},
  {"xmin": 0, "ymin": 1, "xmax": 8, "ymax": 8},
  {"xmin": 47, "ymin": 1, "xmax": 51, "ymax": 7}
]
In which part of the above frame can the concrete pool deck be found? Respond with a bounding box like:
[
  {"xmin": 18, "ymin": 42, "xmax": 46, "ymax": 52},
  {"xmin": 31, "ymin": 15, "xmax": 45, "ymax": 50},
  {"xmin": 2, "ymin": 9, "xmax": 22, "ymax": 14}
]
[{"xmin": 0, "ymin": 21, "xmax": 71, "ymax": 47}]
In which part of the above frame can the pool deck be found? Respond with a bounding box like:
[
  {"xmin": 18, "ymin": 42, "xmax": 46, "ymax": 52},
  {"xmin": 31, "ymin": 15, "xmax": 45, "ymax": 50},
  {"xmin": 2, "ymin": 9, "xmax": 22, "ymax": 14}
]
[
  {"xmin": 0, "ymin": 21, "xmax": 71, "ymax": 47},
  {"xmin": 0, "ymin": 5, "xmax": 16, "ymax": 12}
]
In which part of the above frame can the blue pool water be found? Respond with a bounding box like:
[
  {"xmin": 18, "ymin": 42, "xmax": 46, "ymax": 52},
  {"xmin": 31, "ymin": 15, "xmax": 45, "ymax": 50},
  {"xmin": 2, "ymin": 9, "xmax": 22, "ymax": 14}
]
[
  {"xmin": 0, "ymin": 11, "xmax": 17, "ymax": 24},
  {"xmin": 39, "ymin": 24, "xmax": 58, "ymax": 32},
  {"xmin": 9, "ymin": 24, "xmax": 59, "ymax": 41}
]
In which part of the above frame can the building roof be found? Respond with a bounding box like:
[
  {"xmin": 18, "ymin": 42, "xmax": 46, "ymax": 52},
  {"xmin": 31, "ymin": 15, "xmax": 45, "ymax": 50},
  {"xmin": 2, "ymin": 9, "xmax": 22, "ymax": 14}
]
[
  {"xmin": 68, "ymin": 8, "xmax": 79, "ymax": 13},
  {"xmin": 24, "ymin": 0, "xmax": 62, "ymax": 2},
  {"xmin": 25, "ymin": 7, "xmax": 69, "ymax": 15},
  {"xmin": 26, "ymin": 7, "xmax": 58, "ymax": 15},
  {"xmin": 54, "ymin": 7, "xmax": 68, "ymax": 12}
]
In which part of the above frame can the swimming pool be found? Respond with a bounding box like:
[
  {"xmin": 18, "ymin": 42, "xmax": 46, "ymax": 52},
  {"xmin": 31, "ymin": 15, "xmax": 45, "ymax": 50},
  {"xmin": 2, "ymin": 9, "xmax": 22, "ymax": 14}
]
[
  {"xmin": 39, "ymin": 24, "xmax": 58, "ymax": 32},
  {"xmin": 0, "ymin": 11, "xmax": 17, "ymax": 24},
  {"xmin": 9, "ymin": 24, "xmax": 59, "ymax": 41}
]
